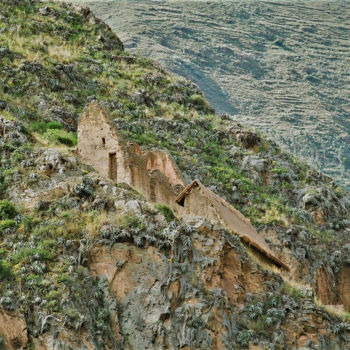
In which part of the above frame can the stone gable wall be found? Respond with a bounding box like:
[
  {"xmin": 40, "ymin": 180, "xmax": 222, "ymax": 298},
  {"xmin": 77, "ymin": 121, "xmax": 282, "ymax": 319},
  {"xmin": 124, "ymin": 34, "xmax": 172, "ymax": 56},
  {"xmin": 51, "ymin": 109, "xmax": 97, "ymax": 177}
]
[
  {"xmin": 78, "ymin": 103, "xmax": 184, "ymax": 207},
  {"xmin": 78, "ymin": 102, "xmax": 129, "ymax": 182}
]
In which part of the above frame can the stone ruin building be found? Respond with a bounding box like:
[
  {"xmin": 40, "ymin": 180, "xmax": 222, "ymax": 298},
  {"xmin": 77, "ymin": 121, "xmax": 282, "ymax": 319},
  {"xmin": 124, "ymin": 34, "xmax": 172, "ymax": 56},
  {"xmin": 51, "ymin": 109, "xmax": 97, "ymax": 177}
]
[
  {"xmin": 176, "ymin": 180, "xmax": 290, "ymax": 270},
  {"xmin": 78, "ymin": 102, "xmax": 185, "ymax": 208},
  {"xmin": 78, "ymin": 102, "xmax": 289, "ymax": 271}
]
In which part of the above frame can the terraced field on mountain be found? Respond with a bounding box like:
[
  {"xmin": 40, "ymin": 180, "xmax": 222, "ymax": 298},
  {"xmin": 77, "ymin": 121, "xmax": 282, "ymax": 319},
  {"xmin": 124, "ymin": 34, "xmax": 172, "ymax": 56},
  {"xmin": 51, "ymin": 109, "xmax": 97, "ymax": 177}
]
[{"xmin": 75, "ymin": 0, "xmax": 350, "ymax": 189}]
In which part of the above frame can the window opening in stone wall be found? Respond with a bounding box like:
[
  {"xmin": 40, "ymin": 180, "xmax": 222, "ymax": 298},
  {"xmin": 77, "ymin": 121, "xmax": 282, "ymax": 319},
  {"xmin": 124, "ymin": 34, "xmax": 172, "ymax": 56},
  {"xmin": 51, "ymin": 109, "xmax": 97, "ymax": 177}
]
[
  {"xmin": 102, "ymin": 137, "xmax": 106, "ymax": 147},
  {"xmin": 108, "ymin": 152, "xmax": 117, "ymax": 179},
  {"xmin": 177, "ymin": 196, "xmax": 185, "ymax": 207}
]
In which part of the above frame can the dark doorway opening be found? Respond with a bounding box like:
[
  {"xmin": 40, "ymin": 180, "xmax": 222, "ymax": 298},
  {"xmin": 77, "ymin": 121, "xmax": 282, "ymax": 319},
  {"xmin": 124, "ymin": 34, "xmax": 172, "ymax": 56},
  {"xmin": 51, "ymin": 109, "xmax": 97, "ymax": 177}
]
[
  {"xmin": 177, "ymin": 196, "xmax": 185, "ymax": 207},
  {"xmin": 109, "ymin": 152, "xmax": 117, "ymax": 180}
]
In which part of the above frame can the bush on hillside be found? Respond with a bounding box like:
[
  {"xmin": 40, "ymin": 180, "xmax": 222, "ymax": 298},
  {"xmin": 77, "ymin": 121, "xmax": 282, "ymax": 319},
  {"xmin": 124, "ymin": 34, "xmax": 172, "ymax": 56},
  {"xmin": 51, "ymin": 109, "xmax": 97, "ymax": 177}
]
[
  {"xmin": 0, "ymin": 200, "xmax": 17, "ymax": 220},
  {"xmin": 187, "ymin": 94, "xmax": 209, "ymax": 109},
  {"xmin": 0, "ymin": 219, "xmax": 17, "ymax": 233},
  {"xmin": 155, "ymin": 203, "xmax": 176, "ymax": 222},
  {"xmin": 30, "ymin": 121, "xmax": 63, "ymax": 133},
  {"xmin": 45, "ymin": 129, "xmax": 77, "ymax": 147},
  {"xmin": 0, "ymin": 259, "xmax": 13, "ymax": 281}
]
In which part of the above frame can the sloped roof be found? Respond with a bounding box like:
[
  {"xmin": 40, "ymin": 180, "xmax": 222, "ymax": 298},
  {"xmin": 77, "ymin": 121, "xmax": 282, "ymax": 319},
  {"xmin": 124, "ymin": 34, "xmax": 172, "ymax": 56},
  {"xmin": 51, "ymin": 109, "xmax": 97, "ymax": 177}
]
[{"xmin": 176, "ymin": 180, "xmax": 290, "ymax": 271}]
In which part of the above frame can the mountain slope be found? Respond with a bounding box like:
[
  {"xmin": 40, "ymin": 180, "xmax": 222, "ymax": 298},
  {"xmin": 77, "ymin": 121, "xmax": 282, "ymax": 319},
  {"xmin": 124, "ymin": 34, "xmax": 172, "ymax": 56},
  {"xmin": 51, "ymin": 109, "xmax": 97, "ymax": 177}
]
[
  {"xmin": 0, "ymin": 1, "xmax": 349, "ymax": 349},
  {"xmin": 78, "ymin": 0, "xmax": 350, "ymax": 190}
]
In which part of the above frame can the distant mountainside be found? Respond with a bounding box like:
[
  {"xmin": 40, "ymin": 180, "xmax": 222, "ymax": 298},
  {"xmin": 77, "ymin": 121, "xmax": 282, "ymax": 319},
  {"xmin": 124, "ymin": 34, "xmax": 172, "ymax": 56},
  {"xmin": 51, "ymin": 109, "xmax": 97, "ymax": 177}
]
[{"xmin": 77, "ymin": 0, "xmax": 350, "ymax": 189}]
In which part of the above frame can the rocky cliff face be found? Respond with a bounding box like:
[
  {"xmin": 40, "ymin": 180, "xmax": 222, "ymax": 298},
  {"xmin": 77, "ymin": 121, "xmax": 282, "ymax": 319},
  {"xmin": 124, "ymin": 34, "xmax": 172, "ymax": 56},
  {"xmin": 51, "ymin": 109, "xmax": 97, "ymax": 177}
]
[{"xmin": 0, "ymin": 1, "xmax": 349, "ymax": 349}]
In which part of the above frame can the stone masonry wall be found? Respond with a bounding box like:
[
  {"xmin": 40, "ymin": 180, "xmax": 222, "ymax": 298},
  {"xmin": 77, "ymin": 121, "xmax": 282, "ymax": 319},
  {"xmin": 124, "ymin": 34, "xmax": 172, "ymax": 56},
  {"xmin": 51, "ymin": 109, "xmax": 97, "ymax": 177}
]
[{"xmin": 78, "ymin": 103, "xmax": 184, "ymax": 207}]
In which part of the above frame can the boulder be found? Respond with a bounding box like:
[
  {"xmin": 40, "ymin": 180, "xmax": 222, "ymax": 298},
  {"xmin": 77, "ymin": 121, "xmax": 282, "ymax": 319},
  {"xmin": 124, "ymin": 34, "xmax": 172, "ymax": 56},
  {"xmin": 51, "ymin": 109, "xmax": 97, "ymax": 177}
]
[
  {"xmin": 0, "ymin": 116, "xmax": 27, "ymax": 146},
  {"xmin": 242, "ymin": 155, "xmax": 268, "ymax": 173},
  {"xmin": 0, "ymin": 308, "xmax": 27, "ymax": 350},
  {"xmin": 125, "ymin": 200, "xmax": 141, "ymax": 214}
]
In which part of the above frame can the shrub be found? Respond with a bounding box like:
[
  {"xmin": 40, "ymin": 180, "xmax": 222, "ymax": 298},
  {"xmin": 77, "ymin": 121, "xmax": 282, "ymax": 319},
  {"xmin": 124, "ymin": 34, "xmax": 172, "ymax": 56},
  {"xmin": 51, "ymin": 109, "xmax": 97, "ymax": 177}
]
[
  {"xmin": 155, "ymin": 203, "xmax": 176, "ymax": 222},
  {"xmin": 0, "ymin": 219, "xmax": 16, "ymax": 232},
  {"xmin": 236, "ymin": 330, "xmax": 254, "ymax": 347},
  {"xmin": 187, "ymin": 94, "xmax": 207, "ymax": 107},
  {"xmin": 117, "ymin": 213, "xmax": 140, "ymax": 229},
  {"xmin": 274, "ymin": 39, "xmax": 284, "ymax": 47},
  {"xmin": 30, "ymin": 121, "xmax": 47, "ymax": 133},
  {"xmin": 271, "ymin": 166, "xmax": 288, "ymax": 174},
  {"xmin": 0, "ymin": 200, "xmax": 17, "ymax": 220},
  {"xmin": 21, "ymin": 214, "xmax": 37, "ymax": 230},
  {"xmin": 247, "ymin": 302, "xmax": 264, "ymax": 320},
  {"xmin": 0, "ymin": 260, "xmax": 13, "ymax": 281},
  {"xmin": 188, "ymin": 94, "xmax": 212, "ymax": 111},
  {"xmin": 46, "ymin": 121, "xmax": 63, "ymax": 130},
  {"xmin": 334, "ymin": 186, "xmax": 344, "ymax": 198},
  {"xmin": 73, "ymin": 177, "xmax": 95, "ymax": 198},
  {"xmin": 30, "ymin": 120, "xmax": 63, "ymax": 133},
  {"xmin": 281, "ymin": 281, "xmax": 305, "ymax": 301}
]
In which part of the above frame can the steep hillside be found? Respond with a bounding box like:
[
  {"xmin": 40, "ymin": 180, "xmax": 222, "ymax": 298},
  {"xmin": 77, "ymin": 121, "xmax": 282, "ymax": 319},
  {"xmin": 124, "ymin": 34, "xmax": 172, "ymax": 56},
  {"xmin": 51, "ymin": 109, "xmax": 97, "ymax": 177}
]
[
  {"xmin": 76, "ymin": 0, "xmax": 350, "ymax": 190},
  {"xmin": 0, "ymin": 0, "xmax": 350, "ymax": 349}
]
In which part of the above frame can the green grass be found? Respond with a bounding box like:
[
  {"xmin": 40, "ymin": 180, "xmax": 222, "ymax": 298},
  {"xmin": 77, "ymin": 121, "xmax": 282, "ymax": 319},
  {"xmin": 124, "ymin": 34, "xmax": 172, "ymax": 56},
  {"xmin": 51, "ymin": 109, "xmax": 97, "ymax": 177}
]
[
  {"xmin": 30, "ymin": 121, "xmax": 77, "ymax": 146},
  {"xmin": 271, "ymin": 166, "xmax": 288, "ymax": 174},
  {"xmin": 310, "ymin": 228, "xmax": 336, "ymax": 245},
  {"xmin": 0, "ymin": 0, "xmax": 343, "ymax": 261},
  {"xmin": 30, "ymin": 120, "xmax": 63, "ymax": 133},
  {"xmin": 44, "ymin": 129, "xmax": 77, "ymax": 147},
  {"xmin": 0, "ymin": 143, "xmax": 34, "ymax": 196},
  {"xmin": 117, "ymin": 213, "xmax": 141, "ymax": 229},
  {"xmin": 155, "ymin": 203, "xmax": 176, "ymax": 222},
  {"xmin": 281, "ymin": 281, "xmax": 306, "ymax": 301},
  {"xmin": 11, "ymin": 240, "xmax": 56, "ymax": 264}
]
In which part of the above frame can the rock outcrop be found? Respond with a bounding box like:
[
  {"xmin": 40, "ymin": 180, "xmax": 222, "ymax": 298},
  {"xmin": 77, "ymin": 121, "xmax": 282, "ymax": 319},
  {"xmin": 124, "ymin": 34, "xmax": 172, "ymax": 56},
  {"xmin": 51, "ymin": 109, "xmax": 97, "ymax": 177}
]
[{"xmin": 0, "ymin": 308, "xmax": 27, "ymax": 350}]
